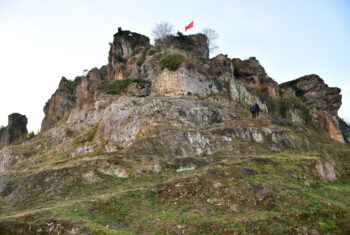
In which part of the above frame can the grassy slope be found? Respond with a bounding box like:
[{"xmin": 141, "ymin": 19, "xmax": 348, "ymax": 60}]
[{"xmin": 0, "ymin": 149, "xmax": 349, "ymax": 234}]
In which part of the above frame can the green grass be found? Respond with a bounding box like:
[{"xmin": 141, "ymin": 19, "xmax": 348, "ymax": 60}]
[
  {"xmin": 1, "ymin": 131, "xmax": 349, "ymax": 234},
  {"xmin": 74, "ymin": 122, "xmax": 99, "ymax": 145}
]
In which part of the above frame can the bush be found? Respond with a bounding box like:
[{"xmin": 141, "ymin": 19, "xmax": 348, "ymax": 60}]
[
  {"xmin": 159, "ymin": 53, "xmax": 183, "ymax": 71},
  {"xmin": 131, "ymin": 47, "xmax": 143, "ymax": 57},
  {"xmin": 176, "ymin": 32, "xmax": 194, "ymax": 51},
  {"xmin": 301, "ymin": 95, "xmax": 308, "ymax": 102},
  {"xmin": 278, "ymin": 97, "xmax": 310, "ymax": 123},
  {"xmin": 102, "ymin": 77, "xmax": 145, "ymax": 95},
  {"xmin": 28, "ymin": 131, "xmax": 36, "ymax": 139},
  {"xmin": 113, "ymin": 52, "xmax": 123, "ymax": 63},
  {"xmin": 0, "ymin": 126, "xmax": 5, "ymax": 135},
  {"xmin": 136, "ymin": 57, "xmax": 144, "ymax": 66},
  {"xmin": 295, "ymin": 87, "xmax": 305, "ymax": 97},
  {"xmin": 148, "ymin": 49, "xmax": 156, "ymax": 56}
]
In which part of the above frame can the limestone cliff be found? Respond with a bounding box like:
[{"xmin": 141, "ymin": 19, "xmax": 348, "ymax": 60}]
[
  {"xmin": 232, "ymin": 57, "xmax": 280, "ymax": 99},
  {"xmin": 40, "ymin": 29, "xmax": 349, "ymax": 143}
]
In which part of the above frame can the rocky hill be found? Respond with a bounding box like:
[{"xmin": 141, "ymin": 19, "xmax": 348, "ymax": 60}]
[{"xmin": 0, "ymin": 28, "xmax": 349, "ymax": 234}]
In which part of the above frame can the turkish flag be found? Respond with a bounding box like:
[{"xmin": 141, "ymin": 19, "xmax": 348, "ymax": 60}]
[{"xmin": 185, "ymin": 21, "xmax": 194, "ymax": 31}]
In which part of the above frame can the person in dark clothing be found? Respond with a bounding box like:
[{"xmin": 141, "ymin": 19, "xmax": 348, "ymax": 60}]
[
  {"xmin": 250, "ymin": 104, "xmax": 257, "ymax": 118},
  {"xmin": 250, "ymin": 103, "xmax": 260, "ymax": 119},
  {"xmin": 255, "ymin": 103, "xmax": 260, "ymax": 117}
]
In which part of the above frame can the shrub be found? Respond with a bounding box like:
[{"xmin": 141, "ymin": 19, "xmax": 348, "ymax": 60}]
[
  {"xmin": 197, "ymin": 57, "xmax": 209, "ymax": 64},
  {"xmin": 28, "ymin": 131, "xmax": 36, "ymax": 139},
  {"xmin": 257, "ymin": 85, "xmax": 267, "ymax": 93},
  {"xmin": 148, "ymin": 49, "xmax": 156, "ymax": 56},
  {"xmin": 176, "ymin": 32, "xmax": 194, "ymax": 51},
  {"xmin": 159, "ymin": 53, "xmax": 183, "ymax": 71},
  {"xmin": 301, "ymin": 95, "xmax": 308, "ymax": 102},
  {"xmin": 155, "ymin": 45, "xmax": 163, "ymax": 52},
  {"xmin": 131, "ymin": 47, "xmax": 142, "ymax": 57},
  {"xmin": 294, "ymin": 87, "xmax": 305, "ymax": 97},
  {"xmin": 0, "ymin": 126, "xmax": 5, "ymax": 135},
  {"xmin": 113, "ymin": 52, "xmax": 123, "ymax": 63},
  {"xmin": 136, "ymin": 57, "xmax": 144, "ymax": 66},
  {"xmin": 278, "ymin": 97, "xmax": 310, "ymax": 123},
  {"xmin": 102, "ymin": 77, "xmax": 145, "ymax": 95}
]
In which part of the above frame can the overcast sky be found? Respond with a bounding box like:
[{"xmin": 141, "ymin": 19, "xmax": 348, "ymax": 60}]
[{"xmin": 0, "ymin": 0, "xmax": 349, "ymax": 131}]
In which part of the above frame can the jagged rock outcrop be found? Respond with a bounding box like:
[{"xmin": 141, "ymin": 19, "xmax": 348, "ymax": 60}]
[
  {"xmin": 0, "ymin": 113, "xmax": 28, "ymax": 148},
  {"xmin": 232, "ymin": 57, "xmax": 280, "ymax": 99},
  {"xmin": 40, "ymin": 28, "xmax": 349, "ymax": 145},
  {"xmin": 280, "ymin": 74, "xmax": 341, "ymax": 115},
  {"xmin": 280, "ymin": 74, "xmax": 346, "ymax": 142},
  {"xmin": 41, "ymin": 67, "xmax": 107, "ymax": 132},
  {"xmin": 41, "ymin": 77, "xmax": 76, "ymax": 132},
  {"xmin": 209, "ymin": 54, "xmax": 233, "ymax": 77},
  {"xmin": 107, "ymin": 27, "xmax": 151, "ymax": 81}
]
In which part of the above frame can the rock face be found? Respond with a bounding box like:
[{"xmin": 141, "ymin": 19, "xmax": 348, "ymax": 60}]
[
  {"xmin": 229, "ymin": 79, "xmax": 268, "ymax": 112},
  {"xmin": 338, "ymin": 118, "xmax": 350, "ymax": 143},
  {"xmin": 0, "ymin": 146, "xmax": 21, "ymax": 173},
  {"xmin": 0, "ymin": 113, "xmax": 28, "ymax": 148},
  {"xmin": 39, "ymin": 28, "xmax": 349, "ymax": 145},
  {"xmin": 280, "ymin": 74, "xmax": 347, "ymax": 142},
  {"xmin": 41, "ymin": 77, "xmax": 75, "ymax": 132},
  {"xmin": 41, "ymin": 68, "xmax": 107, "ymax": 132},
  {"xmin": 107, "ymin": 27, "xmax": 151, "ymax": 81},
  {"xmin": 232, "ymin": 57, "xmax": 280, "ymax": 99},
  {"xmin": 310, "ymin": 110, "xmax": 345, "ymax": 143},
  {"xmin": 280, "ymin": 74, "xmax": 341, "ymax": 116}
]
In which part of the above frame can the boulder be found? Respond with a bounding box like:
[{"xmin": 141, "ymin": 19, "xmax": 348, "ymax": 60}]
[{"xmin": 0, "ymin": 113, "xmax": 28, "ymax": 148}]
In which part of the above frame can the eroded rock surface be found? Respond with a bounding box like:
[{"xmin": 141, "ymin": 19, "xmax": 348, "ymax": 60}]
[
  {"xmin": 280, "ymin": 74, "xmax": 341, "ymax": 116},
  {"xmin": 1, "ymin": 28, "xmax": 350, "ymax": 234},
  {"xmin": 232, "ymin": 57, "xmax": 280, "ymax": 99},
  {"xmin": 0, "ymin": 113, "xmax": 28, "ymax": 148}
]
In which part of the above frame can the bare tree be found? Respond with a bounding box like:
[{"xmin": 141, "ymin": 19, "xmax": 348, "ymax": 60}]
[
  {"xmin": 202, "ymin": 28, "xmax": 219, "ymax": 53},
  {"xmin": 152, "ymin": 22, "xmax": 174, "ymax": 41}
]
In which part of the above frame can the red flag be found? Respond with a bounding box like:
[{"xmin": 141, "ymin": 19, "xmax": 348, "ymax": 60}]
[{"xmin": 185, "ymin": 21, "xmax": 194, "ymax": 31}]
